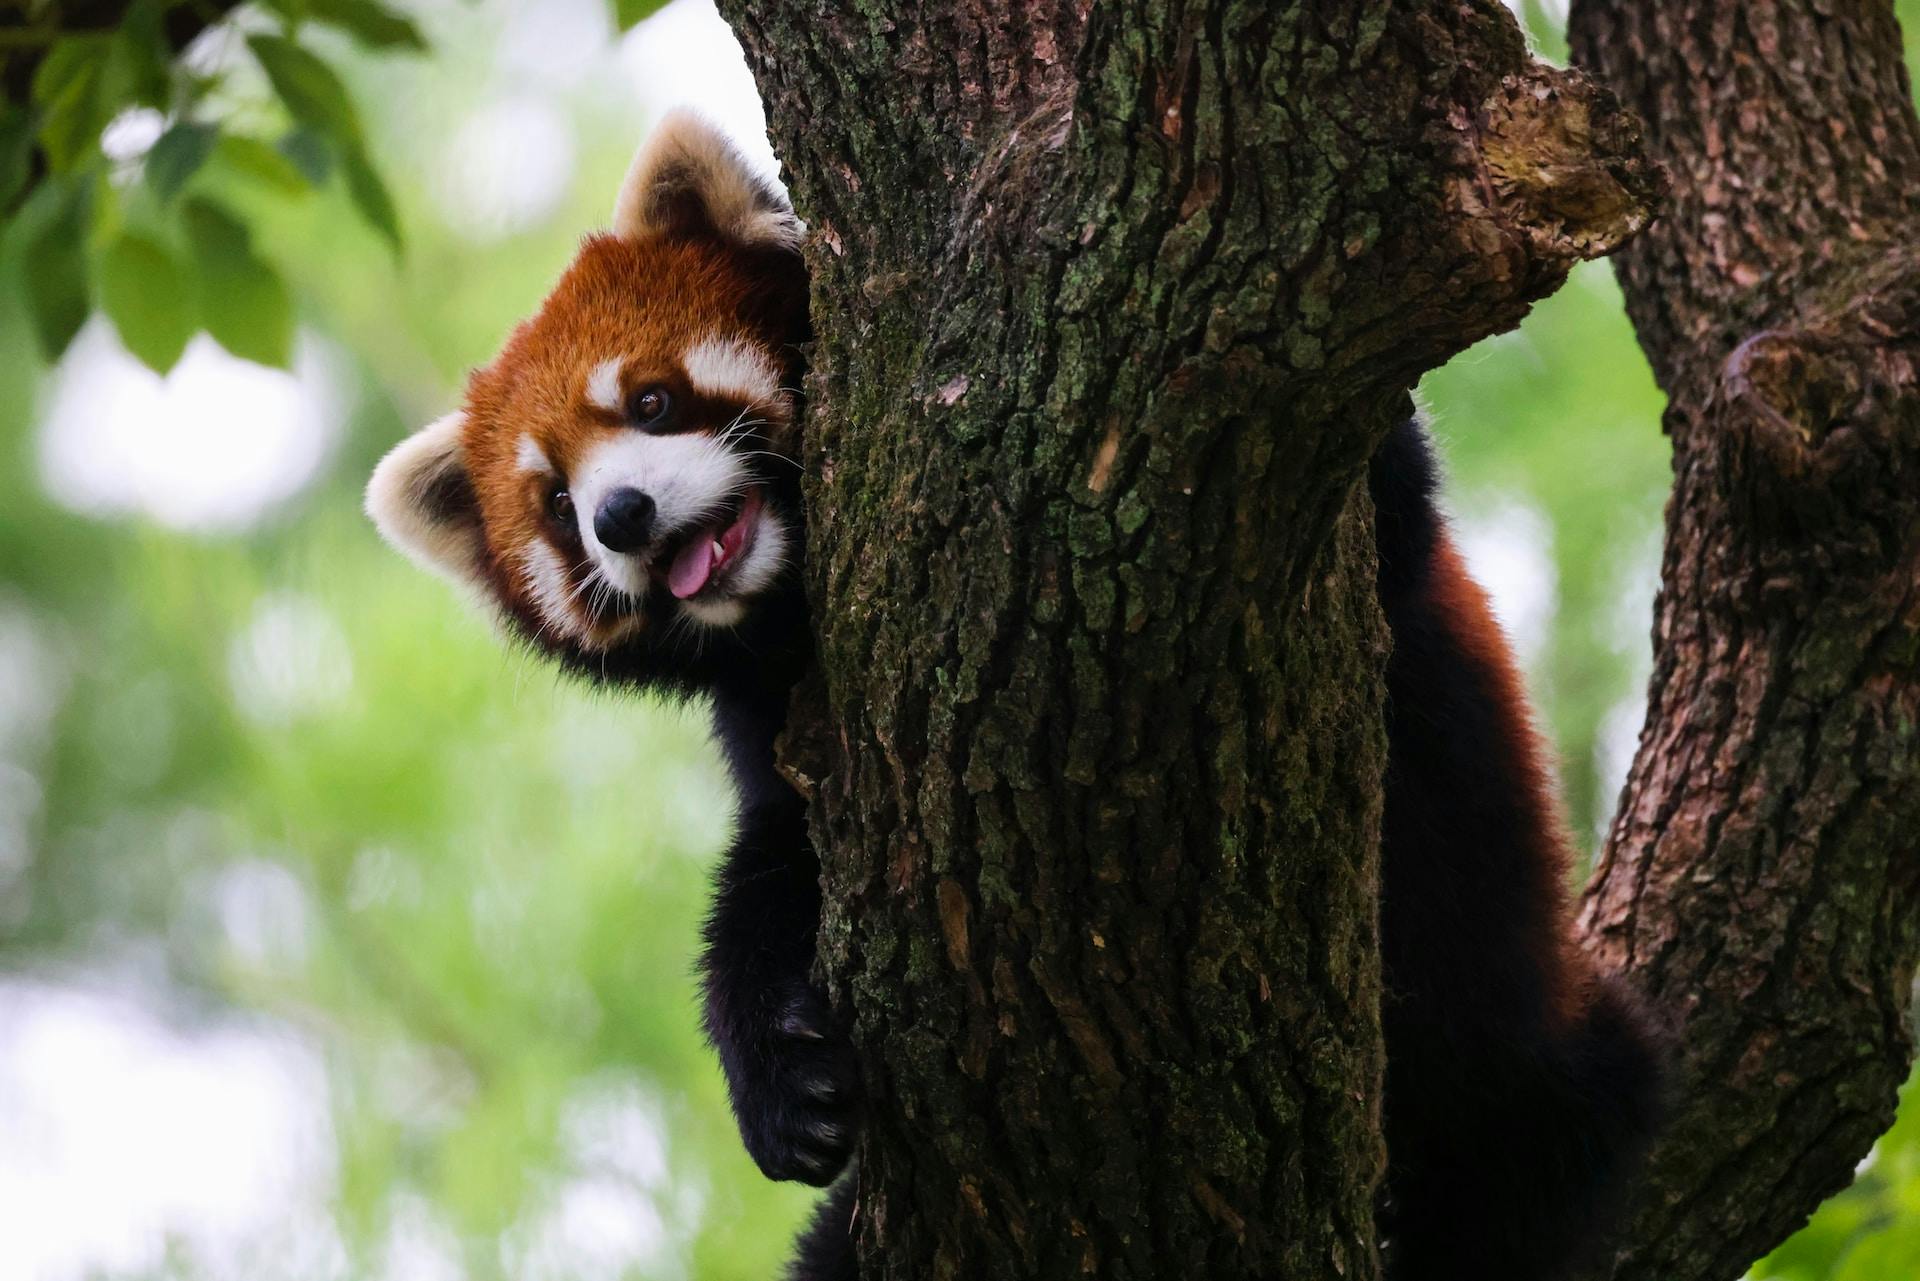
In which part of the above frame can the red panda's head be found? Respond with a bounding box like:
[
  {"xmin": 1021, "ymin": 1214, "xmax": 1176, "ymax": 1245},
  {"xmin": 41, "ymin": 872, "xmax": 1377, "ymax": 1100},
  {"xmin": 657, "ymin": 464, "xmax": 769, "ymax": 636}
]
[{"xmin": 366, "ymin": 112, "xmax": 809, "ymax": 667}]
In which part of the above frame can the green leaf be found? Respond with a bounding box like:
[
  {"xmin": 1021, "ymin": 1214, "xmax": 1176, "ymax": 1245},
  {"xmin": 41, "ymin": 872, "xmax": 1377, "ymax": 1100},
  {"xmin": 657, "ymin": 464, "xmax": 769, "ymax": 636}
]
[
  {"xmin": 0, "ymin": 107, "xmax": 35, "ymax": 209},
  {"xmin": 340, "ymin": 143, "xmax": 401, "ymax": 252},
  {"xmin": 181, "ymin": 198, "xmax": 294, "ymax": 368},
  {"xmin": 612, "ymin": 0, "xmax": 670, "ymax": 30},
  {"xmin": 17, "ymin": 180, "xmax": 93, "ymax": 360},
  {"xmin": 113, "ymin": 0, "xmax": 174, "ymax": 108},
  {"xmin": 215, "ymin": 134, "xmax": 313, "ymax": 194},
  {"xmin": 306, "ymin": 0, "xmax": 427, "ymax": 50},
  {"xmin": 33, "ymin": 35, "xmax": 114, "ymax": 172},
  {"xmin": 32, "ymin": 37, "xmax": 110, "ymax": 111},
  {"xmin": 145, "ymin": 123, "xmax": 220, "ymax": 202},
  {"xmin": 98, "ymin": 233, "xmax": 195, "ymax": 373},
  {"xmin": 248, "ymin": 34, "xmax": 362, "ymax": 143},
  {"xmin": 279, "ymin": 127, "xmax": 334, "ymax": 186}
]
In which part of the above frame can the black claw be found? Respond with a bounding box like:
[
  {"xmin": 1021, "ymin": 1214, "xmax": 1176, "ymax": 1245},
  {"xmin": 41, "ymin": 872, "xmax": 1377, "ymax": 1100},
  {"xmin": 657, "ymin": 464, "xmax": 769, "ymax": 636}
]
[{"xmin": 779, "ymin": 1010, "xmax": 827, "ymax": 1040}]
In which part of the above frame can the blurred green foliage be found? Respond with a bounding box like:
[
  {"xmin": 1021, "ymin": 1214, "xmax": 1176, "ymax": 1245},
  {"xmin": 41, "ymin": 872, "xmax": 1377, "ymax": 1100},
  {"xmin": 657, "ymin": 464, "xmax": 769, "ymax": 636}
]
[
  {"xmin": 1, "ymin": 0, "xmax": 667, "ymax": 373},
  {"xmin": 0, "ymin": 2, "xmax": 1913, "ymax": 1279}
]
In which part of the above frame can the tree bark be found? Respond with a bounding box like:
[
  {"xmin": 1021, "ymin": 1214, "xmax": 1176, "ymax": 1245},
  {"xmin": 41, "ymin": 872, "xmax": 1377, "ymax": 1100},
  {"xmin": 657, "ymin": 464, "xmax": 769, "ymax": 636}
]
[
  {"xmin": 1568, "ymin": 3, "xmax": 1920, "ymax": 1279},
  {"xmin": 720, "ymin": 4, "xmax": 1655, "ymax": 1277}
]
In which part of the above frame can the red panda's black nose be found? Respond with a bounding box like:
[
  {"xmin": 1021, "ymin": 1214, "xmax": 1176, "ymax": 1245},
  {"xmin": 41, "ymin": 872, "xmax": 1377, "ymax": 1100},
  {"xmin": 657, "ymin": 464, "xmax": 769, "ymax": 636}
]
[{"xmin": 594, "ymin": 487, "xmax": 656, "ymax": 553}]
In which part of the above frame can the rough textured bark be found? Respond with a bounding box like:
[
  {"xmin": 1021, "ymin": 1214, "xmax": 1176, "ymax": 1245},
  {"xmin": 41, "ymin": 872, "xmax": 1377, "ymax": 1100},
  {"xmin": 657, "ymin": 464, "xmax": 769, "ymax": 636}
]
[
  {"xmin": 1568, "ymin": 3, "xmax": 1920, "ymax": 1279},
  {"xmin": 719, "ymin": 4, "xmax": 1655, "ymax": 1277}
]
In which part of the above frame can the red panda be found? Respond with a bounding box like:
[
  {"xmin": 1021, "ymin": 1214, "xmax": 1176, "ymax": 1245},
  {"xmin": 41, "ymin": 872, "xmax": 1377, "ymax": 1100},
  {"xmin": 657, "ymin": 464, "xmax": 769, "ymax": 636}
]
[
  {"xmin": 367, "ymin": 112, "xmax": 810, "ymax": 654},
  {"xmin": 367, "ymin": 113, "xmax": 1665, "ymax": 1281},
  {"xmin": 365, "ymin": 110, "xmax": 860, "ymax": 1246}
]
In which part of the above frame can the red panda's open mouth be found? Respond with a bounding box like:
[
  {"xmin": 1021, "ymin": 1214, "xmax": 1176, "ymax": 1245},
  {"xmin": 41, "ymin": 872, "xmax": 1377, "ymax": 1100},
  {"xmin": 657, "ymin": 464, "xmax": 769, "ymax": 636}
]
[{"xmin": 656, "ymin": 486, "xmax": 765, "ymax": 600}]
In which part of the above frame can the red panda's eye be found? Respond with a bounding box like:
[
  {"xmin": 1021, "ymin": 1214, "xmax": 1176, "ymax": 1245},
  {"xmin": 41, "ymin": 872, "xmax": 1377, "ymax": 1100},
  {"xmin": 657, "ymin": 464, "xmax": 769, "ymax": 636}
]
[
  {"xmin": 631, "ymin": 387, "xmax": 672, "ymax": 426},
  {"xmin": 549, "ymin": 488, "xmax": 575, "ymax": 526}
]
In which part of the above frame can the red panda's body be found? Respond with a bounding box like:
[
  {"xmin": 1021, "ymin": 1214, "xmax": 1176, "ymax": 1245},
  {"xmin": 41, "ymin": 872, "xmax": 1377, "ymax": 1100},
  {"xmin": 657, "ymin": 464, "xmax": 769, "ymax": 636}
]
[
  {"xmin": 369, "ymin": 113, "xmax": 1665, "ymax": 1281},
  {"xmin": 1368, "ymin": 422, "xmax": 1666, "ymax": 1280}
]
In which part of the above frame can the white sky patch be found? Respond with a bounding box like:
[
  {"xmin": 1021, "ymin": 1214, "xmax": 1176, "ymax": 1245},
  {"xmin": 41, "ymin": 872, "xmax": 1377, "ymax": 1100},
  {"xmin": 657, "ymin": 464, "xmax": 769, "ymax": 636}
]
[
  {"xmin": 207, "ymin": 858, "xmax": 314, "ymax": 972},
  {"xmin": 681, "ymin": 335, "xmax": 778, "ymax": 406},
  {"xmin": 1454, "ymin": 494, "xmax": 1559, "ymax": 680},
  {"xmin": 1606, "ymin": 523, "xmax": 1663, "ymax": 663},
  {"xmin": 1591, "ymin": 526, "xmax": 1661, "ymax": 844},
  {"xmin": 1593, "ymin": 694, "xmax": 1647, "ymax": 845},
  {"xmin": 502, "ymin": 1075, "xmax": 699, "ymax": 1281},
  {"xmin": 378, "ymin": 1194, "xmax": 468, "ymax": 1281},
  {"xmin": 506, "ymin": 1176, "xmax": 672, "ymax": 1281},
  {"xmin": 0, "ymin": 979, "xmax": 336, "ymax": 1281},
  {"xmin": 38, "ymin": 322, "xmax": 341, "ymax": 533},
  {"xmin": 227, "ymin": 593, "xmax": 356, "ymax": 727},
  {"xmin": 586, "ymin": 358, "xmax": 625, "ymax": 413},
  {"xmin": 495, "ymin": 0, "xmax": 618, "ymax": 91},
  {"xmin": 621, "ymin": 0, "xmax": 780, "ymax": 184},
  {"xmin": 561, "ymin": 1077, "xmax": 673, "ymax": 1188},
  {"xmin": 435, "ymin": 94, "xmax": 578, "ymax": 244}
]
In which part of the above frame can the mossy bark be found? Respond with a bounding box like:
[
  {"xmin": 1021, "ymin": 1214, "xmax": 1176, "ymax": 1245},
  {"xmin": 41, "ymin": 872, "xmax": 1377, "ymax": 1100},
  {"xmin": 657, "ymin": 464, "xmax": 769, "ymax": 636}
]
[
  {"xmin": 1567, "ymin": 3, "xmax": 1920, "ymax": 1279},
  {"xmin": 718, "ymin": 3, "xmax": 1656, "ymax": 1276}
]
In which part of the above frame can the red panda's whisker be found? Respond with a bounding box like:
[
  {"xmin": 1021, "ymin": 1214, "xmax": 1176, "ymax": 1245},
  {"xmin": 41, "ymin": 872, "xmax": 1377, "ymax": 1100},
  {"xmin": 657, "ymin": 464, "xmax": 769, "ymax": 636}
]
[
  {"xmin": 717, "ymin": 413, "xmax": 772, "ymax": 448},
  {"xmin": 735, "ymin": 449, "xmax": 802, "ymax": 471}
]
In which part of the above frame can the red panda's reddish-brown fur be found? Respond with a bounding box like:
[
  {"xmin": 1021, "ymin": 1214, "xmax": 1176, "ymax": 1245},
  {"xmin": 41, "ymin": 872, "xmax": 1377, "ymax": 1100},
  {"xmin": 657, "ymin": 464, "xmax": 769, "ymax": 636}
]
[
  {"xmin": 1421, "ymin": 532, "xmax": 1585, "ymax": 1027},
  {"xmin": 1369, "ymin": 420, "xmax": 1667, "ymax": 1281},
  {"xmin": 459, "ymin": 233, "xmax": 805, "ymax": 643}
]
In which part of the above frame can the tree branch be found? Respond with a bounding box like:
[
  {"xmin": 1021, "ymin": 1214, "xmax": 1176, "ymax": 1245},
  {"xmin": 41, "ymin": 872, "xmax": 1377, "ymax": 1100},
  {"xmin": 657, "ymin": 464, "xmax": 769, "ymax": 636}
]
[{"xmin": 1567, "ymin": 3, "xmax": 1920, "ymax": 1278}]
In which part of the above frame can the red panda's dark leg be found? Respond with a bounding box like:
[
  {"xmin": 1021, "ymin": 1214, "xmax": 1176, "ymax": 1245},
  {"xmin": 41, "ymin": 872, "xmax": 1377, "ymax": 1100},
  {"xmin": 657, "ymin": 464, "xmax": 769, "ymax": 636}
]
[
  {"xmin": 1369, "ymin": 420, "xmax": 1666, "ymax": 1281},
  {"xmin": 702, "ymin": 682, "xmax": 861, "ymax": 1188}
]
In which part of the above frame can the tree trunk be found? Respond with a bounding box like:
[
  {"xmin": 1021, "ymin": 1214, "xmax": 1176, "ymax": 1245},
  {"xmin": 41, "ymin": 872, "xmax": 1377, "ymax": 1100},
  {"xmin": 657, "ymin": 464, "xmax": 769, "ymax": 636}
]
[
  {"xmin": 1567, "ymin": 3, "xmax": 1920, "ymax": 1279},
  {"xmin": 720, "ymin": 3, "xmax": 1655, "ymax": 1277}
]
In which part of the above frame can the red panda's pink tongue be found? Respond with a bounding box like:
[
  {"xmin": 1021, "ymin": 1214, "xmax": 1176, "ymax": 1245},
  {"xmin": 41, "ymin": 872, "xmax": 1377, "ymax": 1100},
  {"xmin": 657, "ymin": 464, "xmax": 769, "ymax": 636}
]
[{"xmin": 667, "ymin": 537, "xmax": 717, "ymax": 599}]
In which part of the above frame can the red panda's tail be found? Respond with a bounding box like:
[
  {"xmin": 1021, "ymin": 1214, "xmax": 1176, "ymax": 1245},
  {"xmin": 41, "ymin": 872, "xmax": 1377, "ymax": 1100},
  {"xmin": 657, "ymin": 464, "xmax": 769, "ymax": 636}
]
[{"xmin": 784, "ymin": 1176, "xmax": 857, "ymax": 1281}]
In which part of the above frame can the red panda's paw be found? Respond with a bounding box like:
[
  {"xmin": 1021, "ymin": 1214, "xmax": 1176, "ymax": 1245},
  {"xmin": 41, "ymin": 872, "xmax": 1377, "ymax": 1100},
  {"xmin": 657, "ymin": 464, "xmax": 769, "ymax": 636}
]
[{"xmin": 732, "ymin": 980, "xmax": 861, "ymax": 1186}]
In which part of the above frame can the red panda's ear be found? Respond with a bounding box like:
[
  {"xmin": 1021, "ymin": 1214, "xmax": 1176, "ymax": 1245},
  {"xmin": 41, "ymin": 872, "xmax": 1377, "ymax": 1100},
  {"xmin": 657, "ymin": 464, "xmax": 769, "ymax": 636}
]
[
  {"xmin": 365, "ymin": 413, "xmax": 487, "ymax": 587},
  {"xmin": 612, "ymin": 109, "xmax": 804, "ymax": 253}
]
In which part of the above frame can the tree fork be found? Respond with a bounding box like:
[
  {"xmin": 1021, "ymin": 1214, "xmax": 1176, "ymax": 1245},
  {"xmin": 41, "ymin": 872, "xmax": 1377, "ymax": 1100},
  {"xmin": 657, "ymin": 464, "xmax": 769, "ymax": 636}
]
[
  {"xmin": 1567, "ymin": 3, "xmax": 1920, "ymax": 1279},
  {"xmin": 723, "ymin": 3, "xmax": 1657, "ymax": 1276}
]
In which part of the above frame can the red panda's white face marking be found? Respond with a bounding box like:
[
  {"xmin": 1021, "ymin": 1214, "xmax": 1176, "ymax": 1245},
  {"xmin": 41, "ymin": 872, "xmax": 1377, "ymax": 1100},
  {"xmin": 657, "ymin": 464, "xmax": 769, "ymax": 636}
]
[
  {"xmin": 515, "ymin": 434, "xmax": 555, "ymax": 476},
  {"xmin": 366, "ymin": 109, "xmax": 809, "ymax": 661},
  {"xmin": 585, "ymin": 359, "xmax": 625, "ymax": 414},
  {"xmin": 682, "ymin": 335, "xmax": 782, "ymax": 406}
]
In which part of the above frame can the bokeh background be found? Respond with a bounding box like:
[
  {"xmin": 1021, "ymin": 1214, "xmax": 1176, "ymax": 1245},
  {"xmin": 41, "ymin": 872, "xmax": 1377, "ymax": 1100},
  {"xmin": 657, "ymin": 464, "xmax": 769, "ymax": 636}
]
[{"xmin": 0, "ymin": 2, "xmax": 1915, "ymax": 1278}]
